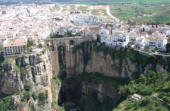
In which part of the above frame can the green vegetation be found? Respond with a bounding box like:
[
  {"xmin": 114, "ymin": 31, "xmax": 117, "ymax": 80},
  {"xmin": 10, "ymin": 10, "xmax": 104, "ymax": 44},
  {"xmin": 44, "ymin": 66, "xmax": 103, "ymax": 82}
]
[
  {"xmin": 54, "ymin": 5, "xmax": 60, "ymax": 10},
  {"xmin": 51, "ymin": 75, "xmax": 63, "ymax": 110},
  {"xmin": 51, "ymin": 31, "xmax": 81, "ymax": 38},
  {"xmin": 37, "ymin": 43, "xmax": 42, "ymax": 48},
  {"xmin": 62, "ymin": 5, "xmax": 68, "ymax": 11},
  {"xmin": 0, "ymin": 43, "xmax": 3, "ymax": 51},
  {"xmin": 62, "ymin": 0, "xmax": 170, "ymax": 4},
  {"xmin": 24, "ymin": 84, "xmax": 31, "ymax": 91},
  {"xmin": 110, "ymin": 3, "xmax": 170, "ymax": 24},
  {"xmin": 23, "ymin": 91, "xmax": 31, "ymax": 101},
  {"xmin": 32, "ymin": 92, "xmax": 38, "ymax": 100},
  {"xmin": 59, "ymin": 63, "xmax": 66, "ymax": 70},
  {"xmin": 38, "ymin": 90, "xmax": 48, "ymax": 106},
  {"xmin": 92, "ymin": 9, "xmax": 107, "ymax": 16},
  {"xmin": 81, "ymin": 90, "xmax": 103, "ymax": 111},
  {"xmin": 73, "ymin": 41, "xmax": 158, "ymax": 73},
  {"xmin": 70, "ymin": 5, "xmax": 76, "ymax": 10},
  {"xmin": 57, "ymin": 105, "xmax": 65, "ymax": 111},
  {"xmin": 24, "ymin": 40, "xmax": 34, "ymax": 52},
  {"xmin": 63, "ymin": 71, "xmax": 170, "ymax": 111},
  {"xmin": 1, "ymin": 58, "xmax": 15, "ymax": 65},
  {"xmin": 0, "ymin": 93, "xmax": 14, "ymax": 111},
  {"xmin": 77, "ymin": 6, "xmax": 88, "ymax": 12},
  {"xmin": 80, "ymin": 72, "xmax": 129, "ymax": 86},
  {"xmin": 63, "ymin": 72, "xmax": 123, "ymax": 111},
  {"xmin": 92, "ymin": 41, "xmax": 159, "ymax": 69},
  {"xmin": 166, "ymin": 43, "xmax": 170, "ymax": 53},
  {"xmin": 114, "ymin": 71, "xmax": 170, "ymax": 111},
  {"xmin": 14, "ymin": 65, "xmax": 20, "ymax": 72},
  {"xmin": 51, "ymin": 74, "xmax": 61, "ymax": 108},
  {"xmin": 0, "ymin": 55, "xmax": 4, "ymax": 67},
  {"xmin": 0, "ymin": 90, "xmax": 25, "ymax": 111},
  {"xmin": 52, "ymin": 74, "xmax": 61, "ymax": 83}
]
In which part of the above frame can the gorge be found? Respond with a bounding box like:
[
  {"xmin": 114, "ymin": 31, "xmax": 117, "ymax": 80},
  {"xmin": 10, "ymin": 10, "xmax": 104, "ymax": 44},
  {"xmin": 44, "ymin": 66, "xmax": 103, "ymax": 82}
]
[{"xmin": 0, "ymin": 39, "xmax": 170, "ymax": 111}]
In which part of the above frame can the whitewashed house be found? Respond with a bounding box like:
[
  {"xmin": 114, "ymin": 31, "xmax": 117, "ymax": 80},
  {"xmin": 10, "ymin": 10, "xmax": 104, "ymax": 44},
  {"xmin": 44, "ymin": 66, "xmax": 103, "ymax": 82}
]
[
  {"xmin": 100, "ymin": 35, "xmax": 112, "ymax": 45},
  {"xmin": 145, "ymin": 35, "xmax": 167, "ymax": 51},
  {"xmin": 166, "ymin": 30, "xmax": 170, "ymax": 36},
  {"xmin": 112, "ymin": 33, "xmax": 129, "ymax": 47},
  {"xmin": 54, "ymin": 28, "xmax": 67, "ymax": 35},
  {"xmin": 100, "ymin": 32, "xmax": 129, "ymax": 47},
  {"xmin": 135, "ymin": 37, "xmax": 146, "ymax": 49},
  {"xmin": 68, "ymin": 27, "xmax": 82, "ymax": 35},
  {"xmin": 99, "ymin": 28, "xmax": 110, "ymax": 35},
  {"xmin": 128, "ymin": 32, "xmax": 138, "ymax": 44}
]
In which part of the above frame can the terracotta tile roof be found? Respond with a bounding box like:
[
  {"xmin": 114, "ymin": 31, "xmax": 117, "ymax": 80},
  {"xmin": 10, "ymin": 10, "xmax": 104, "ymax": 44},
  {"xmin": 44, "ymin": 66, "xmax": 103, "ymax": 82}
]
[
  {"xmin": 3, "ymin": 37, "xmax": 26, "ymax": 47},
  {"xmin": 146, "ymin": 35, "xmax": 166, "ymax": 41}
]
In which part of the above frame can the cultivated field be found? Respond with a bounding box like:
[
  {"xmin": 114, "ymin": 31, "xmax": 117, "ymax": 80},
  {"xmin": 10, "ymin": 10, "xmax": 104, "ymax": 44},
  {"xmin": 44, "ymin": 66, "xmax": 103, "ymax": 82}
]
[
  {"xmin": 54, "ymin": 1, "xmax": 170, "ymax": 24},
  {"xmin": 110, "ymin": 3, "xmax": 170, "ymax": 24}
]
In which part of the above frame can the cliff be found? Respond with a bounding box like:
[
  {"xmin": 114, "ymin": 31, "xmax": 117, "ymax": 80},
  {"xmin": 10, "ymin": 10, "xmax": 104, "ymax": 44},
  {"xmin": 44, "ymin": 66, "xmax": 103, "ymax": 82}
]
[
  {"xmin": 0, "ymin": 49, "xmax": 57, "ymax": 111},
  {"xmin": 58, "ymin": 41, "xmax": 170, "ymax": 78},
  {"xmin": 54, "ymin": 41, "xmax": 170, "ymax": 111},
  {"xmin": 0, "ymin": 40, "xmax": 170, "ymax": 111}
]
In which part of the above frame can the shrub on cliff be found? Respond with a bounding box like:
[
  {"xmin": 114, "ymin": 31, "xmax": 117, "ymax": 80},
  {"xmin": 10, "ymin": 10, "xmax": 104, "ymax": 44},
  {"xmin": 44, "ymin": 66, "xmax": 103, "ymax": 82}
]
[
  {"xmin": 0, "ymin": 43, "xmax": 2, "ymax": 52},
  {"xmin": 32, "ymin": 92, "xmax": 38, "ymax": 100},
  {"xmin": 23, "ymin": 91, "xmax": 31, "ymax": 101},
  {"xmin": 114, "ymin": 71, "xmax": 170, "ymax": 111},
  {"xmin": 38, "ymin": 90, "xmax": 48, "ymax": 106}
]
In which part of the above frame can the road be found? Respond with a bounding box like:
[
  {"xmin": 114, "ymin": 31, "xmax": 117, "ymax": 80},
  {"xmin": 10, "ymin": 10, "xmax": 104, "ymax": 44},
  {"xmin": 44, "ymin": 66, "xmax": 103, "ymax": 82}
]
[
  {"xmin": 134, "ymin": 49, "xmax": 170, "ymax": 57},
  {"xmin": 106, "ymin": 5, "xmax": 119, "ymax": 22}
]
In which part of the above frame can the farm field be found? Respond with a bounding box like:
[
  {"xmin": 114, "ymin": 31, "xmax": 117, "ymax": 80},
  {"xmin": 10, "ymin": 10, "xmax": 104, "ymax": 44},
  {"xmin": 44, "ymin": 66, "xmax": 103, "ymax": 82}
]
[
  {"xmin": 110, "ymin": 3, "xmax": 170, "ymax": 24},
  {"xmin": 64, "ymin": 0, "xmax": 170, "ymax": 4},
  {"xmin": 53, "ymin": 1, "xmax": 170, "ymax": 24}
]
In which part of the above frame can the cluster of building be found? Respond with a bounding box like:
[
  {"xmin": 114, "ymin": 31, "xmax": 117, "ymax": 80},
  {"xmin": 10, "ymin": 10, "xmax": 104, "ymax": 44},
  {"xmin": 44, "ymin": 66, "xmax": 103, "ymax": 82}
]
[
  {"xmin": 0, "ymin": 3, "xmax": 169, "ymax": 57},
  {"xmin": 71, "ymin": 15, "xmax": 102, "ymax": 26},
  {"xmin": 99, "ymin": 24, "xmax": 169, "ymax": 51},
  {"xmin": 0, "ymin": 4, "xmax": 89, "ymax": 56}
]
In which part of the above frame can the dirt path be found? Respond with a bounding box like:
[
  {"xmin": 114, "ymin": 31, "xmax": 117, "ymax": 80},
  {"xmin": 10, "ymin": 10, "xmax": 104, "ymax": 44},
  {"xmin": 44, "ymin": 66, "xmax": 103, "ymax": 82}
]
[{"xmin": 106, "ymin": 5, "xmax": 119, "ymax": 22}]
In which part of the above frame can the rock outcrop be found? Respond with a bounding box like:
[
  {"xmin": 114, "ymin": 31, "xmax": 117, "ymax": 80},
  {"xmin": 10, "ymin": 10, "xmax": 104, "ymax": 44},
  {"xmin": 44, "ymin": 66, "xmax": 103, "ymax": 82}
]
[
  {"xmin": 56, "ymin": 41, "xmax": 170, "ymax": 78},
  {"xmin": 0, "ymin": 40, "xmax": 170, "ymax": 111},
  {"xmin": 0, "ymin": 50, "xmax": 55, "ymax": 111}
]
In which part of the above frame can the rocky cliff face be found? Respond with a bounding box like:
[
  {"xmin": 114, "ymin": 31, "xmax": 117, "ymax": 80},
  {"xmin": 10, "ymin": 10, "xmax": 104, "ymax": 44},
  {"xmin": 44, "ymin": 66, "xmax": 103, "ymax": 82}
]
[
  {"xmin": 0, "ymin": 50, "xmax": 57, "ymax": 111},
  {"xmin": 0, "ymin": 40, "xmax": 170, "ymax": 111},
  {"xmin": 54, "ymin": 41, "xmax": 170, "ymax": 111},
  {"xmin": 58, "ymin": 41, "xmax": 170, "ymax": 78}
]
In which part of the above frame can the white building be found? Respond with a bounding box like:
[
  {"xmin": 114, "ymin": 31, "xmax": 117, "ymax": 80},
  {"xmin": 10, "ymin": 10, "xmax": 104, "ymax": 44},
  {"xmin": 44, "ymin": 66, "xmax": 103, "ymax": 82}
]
[
  {"xmin": 2, "ymin": 37, "xmax": 26, "ymax": 56},
  {"xmin": 136, "ymin": 37, "xmax": 146, "ymax": 49},
  {"xmin": 145, "ymin": 35, "xmax": 167, "ymax": 51},
  {"xmin": 99, "ymin": 28, "xmax": 110, "ymax": 35},
  {"xmin": 128, "ymin": 32, "xmax": 138, "ymax": 44},
  {"xmin": 100, "ymin": 32, "xmax": 129, "ymax": 47}
]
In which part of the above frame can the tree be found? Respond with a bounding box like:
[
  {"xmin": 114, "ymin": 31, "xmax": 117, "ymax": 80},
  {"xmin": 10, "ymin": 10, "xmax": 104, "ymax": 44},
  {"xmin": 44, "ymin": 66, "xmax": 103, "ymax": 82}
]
[
  {"xmin": 24, "ymin": 84, "xmax": 31, "ymax": 91},
  {"xmin": 24, "ymin": 40, "xmax": 34, "ymax": 52},
  {"xmin": 23, "ymin": 91, "xmax": 31, "ymax": 101},
  {"xmin": 0, "ymin": 43, "xmax": 3, "ymax": 51},
  {"xmin": 37, "ymin": 43, "xmax": 42, "ymax": 48},
  {"xmin": 32, "ymin": 92, "xmax": 38, "ymax": 100},
  {"xmin": 144, "ymin": 45, "xmax": 150, "ymax": 52},
  {"xmin": 96, "ymin": 34, "xmax": 101, "ymax": 42},
  {"xmin": 142, "ymin": 27, "xmax": 145, "ymax": 32},
  {"xmin": 69, "ymin": 40, "xmax": 74, "ymax": 45},
  {"xmin": 147, "ymin": 30, "xmax": 154, "ymax": 35},
  {"xmin": 166, "ymin": 43, "xmax": 170, "ymax": 53}
]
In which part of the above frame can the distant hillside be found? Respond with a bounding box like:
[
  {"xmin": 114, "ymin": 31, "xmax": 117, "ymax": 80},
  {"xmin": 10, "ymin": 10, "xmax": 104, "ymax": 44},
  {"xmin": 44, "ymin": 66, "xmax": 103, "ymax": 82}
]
[{"xmin": 0, "ymin": 0, "xmax": 170, "ymax": 4}]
